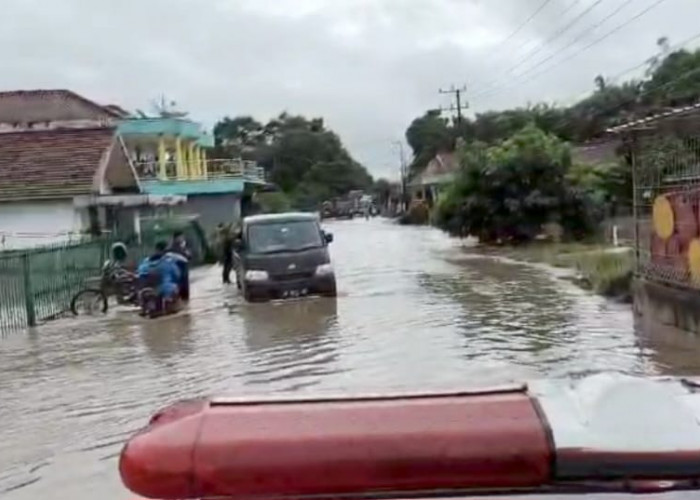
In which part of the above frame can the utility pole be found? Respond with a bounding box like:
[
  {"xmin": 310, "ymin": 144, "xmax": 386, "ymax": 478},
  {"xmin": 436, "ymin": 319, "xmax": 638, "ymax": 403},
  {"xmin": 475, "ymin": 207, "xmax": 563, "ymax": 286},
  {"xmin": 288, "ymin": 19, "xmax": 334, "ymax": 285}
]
[
  {"xmin": 439, "ymin": 84, "xmax": 469, "ymax": 125},
  {"xmin": 392, "ymin": 141, "xmax": 408, "ymax": 213}
]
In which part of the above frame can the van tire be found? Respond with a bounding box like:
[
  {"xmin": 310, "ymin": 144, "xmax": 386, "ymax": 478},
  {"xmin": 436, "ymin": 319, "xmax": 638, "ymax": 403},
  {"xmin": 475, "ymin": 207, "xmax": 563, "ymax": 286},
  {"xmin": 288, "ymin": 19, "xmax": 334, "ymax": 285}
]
[{"xmin": 321, "ymin": 280, "xmax": 337, "ymax": 298}]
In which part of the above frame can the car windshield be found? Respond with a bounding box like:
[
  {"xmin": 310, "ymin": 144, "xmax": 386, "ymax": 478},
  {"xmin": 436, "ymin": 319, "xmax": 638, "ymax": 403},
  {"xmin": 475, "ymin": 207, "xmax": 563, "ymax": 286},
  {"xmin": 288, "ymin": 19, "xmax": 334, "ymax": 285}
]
[{"xmin": 247, "ymin": 220, "xmax": 323, "ymax": 254}]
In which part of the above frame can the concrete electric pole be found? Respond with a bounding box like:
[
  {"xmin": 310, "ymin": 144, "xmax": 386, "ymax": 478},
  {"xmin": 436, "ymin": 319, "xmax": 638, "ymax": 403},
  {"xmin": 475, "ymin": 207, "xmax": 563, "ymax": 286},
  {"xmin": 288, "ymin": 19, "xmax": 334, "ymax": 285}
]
[{"xmin": 439, "ymin": 85, "xmax": 469, "ymax": 125}]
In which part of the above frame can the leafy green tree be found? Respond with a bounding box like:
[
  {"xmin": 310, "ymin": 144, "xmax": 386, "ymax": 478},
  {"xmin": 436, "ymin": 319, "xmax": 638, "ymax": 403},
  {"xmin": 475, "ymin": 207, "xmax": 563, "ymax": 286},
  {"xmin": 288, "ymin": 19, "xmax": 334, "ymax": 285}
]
[
  {"xmin": 435, "ymin": 125, "xmax": 597, "ymax": 243},
  {"xmin": 405, "ymin": 110, "xmax": 453, "ymax": 176},
  {"xmin": 214, "ymin": 113, "xmax": 373, "ymax": 208}
]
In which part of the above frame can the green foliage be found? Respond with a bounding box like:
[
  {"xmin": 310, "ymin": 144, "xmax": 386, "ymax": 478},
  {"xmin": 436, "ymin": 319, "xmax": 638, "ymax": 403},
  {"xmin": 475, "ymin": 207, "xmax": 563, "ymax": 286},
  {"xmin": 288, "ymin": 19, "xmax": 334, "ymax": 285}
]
[
  {"xmin": 572, "ymin": 250, "xmax": 633, "ymax": 300},
  {"xmin": 408, "ymin": 40, "xmax": 700, "ymax": 158},
  {"xmin": 256, "ymin": 192, "xmax": 292, "ymax": 214},
  {"xmin": 214, "ymin": 113, "xmax": 372, "ymax": 208},
  {"xmin": 566, "ymin": 158, "xmax": 632, "ymax": 217},
  {"xmin": 435, "ymin": 125, "xmax": 598, "ymax": 243},
  {"xmin": 405, "ymin": 110, "xmax": 453, "ymax": 176}
]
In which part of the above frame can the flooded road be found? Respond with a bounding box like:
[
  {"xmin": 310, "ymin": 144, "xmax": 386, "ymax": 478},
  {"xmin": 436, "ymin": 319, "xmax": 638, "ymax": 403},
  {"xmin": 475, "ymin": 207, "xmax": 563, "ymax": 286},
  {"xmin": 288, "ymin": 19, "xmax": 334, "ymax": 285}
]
[{"xmin": 1, "ymin": 218, "xmax": 697, "ymax": 499}]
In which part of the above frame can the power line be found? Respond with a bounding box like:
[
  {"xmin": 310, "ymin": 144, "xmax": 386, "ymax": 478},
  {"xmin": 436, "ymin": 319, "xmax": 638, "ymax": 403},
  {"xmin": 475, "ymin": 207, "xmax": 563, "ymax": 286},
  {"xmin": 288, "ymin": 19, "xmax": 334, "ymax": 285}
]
[
  {"xmin": 561, "ymin": 31, "xmax": 700, "ymax": 107},
  {"xmin": 471, "ymin": 0, "xmax": 601, "ymax": 96},
  {"xmin": 521, "ymin": 32, "xmax": 700, "ymax": 115},
  {"xmin": 503, "ymin": 0, "xmax": 599, "ymax": 81},
  {"xmin": 470, "ymin": 0, "xmax": 574, "ymax": 95},
  {"xmin": 475, "ymin": 0, "xmax": 670, "ymax": 103},
  {"xmin": 532, "ymin": 39, "xmax": 700, "ymax": 137},
  {"xmin": 477, "ymin": 0, "xmax": 637, "ymax": 100},
  {"xmin": 496, "ymin": 0, "xmax": 556, "ymax": 48}
]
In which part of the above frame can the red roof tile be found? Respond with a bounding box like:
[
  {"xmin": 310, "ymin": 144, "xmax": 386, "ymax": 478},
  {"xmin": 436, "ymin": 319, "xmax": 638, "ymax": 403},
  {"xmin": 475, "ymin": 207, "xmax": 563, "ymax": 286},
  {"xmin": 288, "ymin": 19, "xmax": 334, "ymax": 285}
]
[
  {"xmin": 0, "ymin": 89, "xmax": 122, "ymax": 124},
  {"xmin": 0, "ymin": 127, "xmax": 116, "ymax": 201}
]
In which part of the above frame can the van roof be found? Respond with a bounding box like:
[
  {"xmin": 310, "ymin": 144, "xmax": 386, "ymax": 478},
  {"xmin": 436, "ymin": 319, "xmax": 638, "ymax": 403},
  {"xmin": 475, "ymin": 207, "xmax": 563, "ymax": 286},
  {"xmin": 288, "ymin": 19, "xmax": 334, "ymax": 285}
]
[{"xmin": 243, "ymin": 212, "xmax": 319, "ymax": 225}]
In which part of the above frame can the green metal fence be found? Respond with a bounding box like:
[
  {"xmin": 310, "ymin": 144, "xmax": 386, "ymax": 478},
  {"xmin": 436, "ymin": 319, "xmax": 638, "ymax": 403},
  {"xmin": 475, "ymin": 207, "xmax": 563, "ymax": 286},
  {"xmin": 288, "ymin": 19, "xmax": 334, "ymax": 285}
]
[{"xmin": 0, "ymin": 219, "xmax": 212, "ymax": 336}]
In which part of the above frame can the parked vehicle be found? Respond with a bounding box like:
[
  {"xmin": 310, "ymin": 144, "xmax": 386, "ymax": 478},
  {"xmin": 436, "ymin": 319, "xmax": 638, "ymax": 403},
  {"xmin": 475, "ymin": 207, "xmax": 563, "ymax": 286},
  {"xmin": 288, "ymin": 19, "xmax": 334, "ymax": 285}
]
[
  {"xmin": 320, "ymin": 198, "xmax": 354, "ymax": 219},
  {"xmin": 234, "ymin": 212, "xmax": 337, "ymax": 302}
]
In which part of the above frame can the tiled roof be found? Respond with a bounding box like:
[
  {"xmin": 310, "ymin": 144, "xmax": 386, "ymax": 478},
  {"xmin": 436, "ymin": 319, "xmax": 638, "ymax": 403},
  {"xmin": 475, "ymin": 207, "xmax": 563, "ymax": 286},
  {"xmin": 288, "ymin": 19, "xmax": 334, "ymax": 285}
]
[
  {"xmin": 0, "ymin": 127, "xmax": 116, "ymax": 201},
  {"xmin": 0, "ymin": 89, "xmax": 122, "ymax": 124}
]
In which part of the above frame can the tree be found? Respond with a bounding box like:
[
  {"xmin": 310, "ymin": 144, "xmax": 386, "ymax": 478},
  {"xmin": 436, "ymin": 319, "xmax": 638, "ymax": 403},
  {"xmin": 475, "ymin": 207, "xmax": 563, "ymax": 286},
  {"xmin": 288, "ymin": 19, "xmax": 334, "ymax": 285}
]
[
  {"xmin": 371, "ymin": 178, "xmax": 392, "ymax": 206},
  {"xmin": 435, "ymin": 125, "xmax": 597, "ymax": 243},
  {"xmin": 405, "ymin": 110, "xmax": 453, "ymax": 176},
  {"xmin": 212, "ymin": 116, "xmax": 265, "ymax": 158},
  {"xmin": 406, "ymin": 37, "xmax": 700, "ymax": 159},
  {"xmin": 214, "ymin": 113, "xmax": 373, "ymax": 209}
]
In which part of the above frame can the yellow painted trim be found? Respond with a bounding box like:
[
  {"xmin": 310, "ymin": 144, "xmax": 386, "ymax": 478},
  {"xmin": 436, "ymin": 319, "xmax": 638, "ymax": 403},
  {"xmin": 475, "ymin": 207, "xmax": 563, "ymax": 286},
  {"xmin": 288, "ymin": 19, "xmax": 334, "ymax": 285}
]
[
  {"xmin": 158, "ymin": 136, "xmax": 167, "ymax": 179},
  {"xmin": 195, "ymin": 146, "xmax": 202, "ymax": 178},
  {"xmin": 188, "ymin": 142, "xmax": 196, "ymax": 179},
  {"xmin": 175, "ymin": 137, "xmax": 184, "ymax": 178},
  {"xmin": 202, "ymin": 149, "xmax": 208, "ymax": 179}
]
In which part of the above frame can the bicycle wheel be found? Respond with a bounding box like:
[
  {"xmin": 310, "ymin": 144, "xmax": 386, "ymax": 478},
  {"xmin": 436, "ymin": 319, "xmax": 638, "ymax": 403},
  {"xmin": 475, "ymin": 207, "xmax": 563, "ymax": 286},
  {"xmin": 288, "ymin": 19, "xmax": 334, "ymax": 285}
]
[{"xmin": 70, "ymin": 289, "xmax": 108, "ymax": 316}]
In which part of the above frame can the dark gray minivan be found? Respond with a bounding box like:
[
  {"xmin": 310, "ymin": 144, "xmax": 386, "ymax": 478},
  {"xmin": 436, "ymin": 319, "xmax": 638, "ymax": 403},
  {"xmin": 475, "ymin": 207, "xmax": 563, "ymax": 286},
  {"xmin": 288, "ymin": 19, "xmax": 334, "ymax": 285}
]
[{"xmin": 233, "ymin": 212, "xmax": 337, "ymax": 302}]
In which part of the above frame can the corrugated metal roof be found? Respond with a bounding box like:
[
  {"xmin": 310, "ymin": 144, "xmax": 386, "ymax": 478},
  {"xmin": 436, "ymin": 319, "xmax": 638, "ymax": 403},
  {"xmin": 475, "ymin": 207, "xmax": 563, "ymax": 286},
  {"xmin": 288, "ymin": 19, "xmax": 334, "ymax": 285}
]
[{"xmin": 606, "ymin": 102, "xmax": 700, "ymax": 134}]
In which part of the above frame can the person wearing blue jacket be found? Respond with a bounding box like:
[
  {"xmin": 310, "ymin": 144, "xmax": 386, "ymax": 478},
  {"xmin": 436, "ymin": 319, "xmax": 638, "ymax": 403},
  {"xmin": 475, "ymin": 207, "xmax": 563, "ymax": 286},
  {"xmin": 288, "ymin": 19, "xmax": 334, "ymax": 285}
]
[
  {"xmin": 137, "ymin": 241, "xmax": 181, "ymax": 303},
  {"xmin": 168, "ymin": 231, "xmax": 191, "ymax": 301}
]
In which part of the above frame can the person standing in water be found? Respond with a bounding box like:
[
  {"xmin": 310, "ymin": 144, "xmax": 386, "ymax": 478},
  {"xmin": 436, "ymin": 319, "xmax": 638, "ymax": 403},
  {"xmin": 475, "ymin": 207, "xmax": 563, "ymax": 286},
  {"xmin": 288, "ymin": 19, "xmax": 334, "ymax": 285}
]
[{"xmin": 219, "ymin": 223, "xmax": 236, "ymax": 285}]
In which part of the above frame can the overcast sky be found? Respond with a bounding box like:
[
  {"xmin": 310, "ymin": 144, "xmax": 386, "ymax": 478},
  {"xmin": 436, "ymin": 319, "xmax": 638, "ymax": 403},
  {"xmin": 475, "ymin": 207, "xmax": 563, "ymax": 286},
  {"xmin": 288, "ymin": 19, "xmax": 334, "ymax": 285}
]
[{"xmin": 2, "ymin": 0, "xmax": 700, "ymax": 179}]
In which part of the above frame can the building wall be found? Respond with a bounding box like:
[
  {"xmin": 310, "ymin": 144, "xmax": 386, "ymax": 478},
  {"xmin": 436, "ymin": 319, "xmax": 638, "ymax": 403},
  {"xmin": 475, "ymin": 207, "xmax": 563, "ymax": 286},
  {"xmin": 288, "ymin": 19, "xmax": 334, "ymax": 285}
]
[
  {"xmin": 0, "ymin": 200, "xmax": 82, "ymax": 249},
  {"xmin": 634, "ymin": 279, "xmax": 700, "ymax": 337}
]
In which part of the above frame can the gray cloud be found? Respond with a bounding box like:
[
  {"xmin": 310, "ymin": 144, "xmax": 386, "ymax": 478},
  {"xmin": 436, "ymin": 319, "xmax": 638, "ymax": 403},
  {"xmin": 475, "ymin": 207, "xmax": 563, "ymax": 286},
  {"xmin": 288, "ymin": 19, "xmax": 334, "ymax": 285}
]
[{"xmin": 1, "ymin": 0, "xmax": 699, "ymax": 179}]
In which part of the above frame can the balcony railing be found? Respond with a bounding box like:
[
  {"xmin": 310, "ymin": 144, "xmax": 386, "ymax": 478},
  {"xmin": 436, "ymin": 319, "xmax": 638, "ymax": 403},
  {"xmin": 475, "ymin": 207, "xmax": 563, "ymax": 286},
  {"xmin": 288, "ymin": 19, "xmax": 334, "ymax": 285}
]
[
  {"xmin": 207, "ymin": 159, "xmax": 265, "ymax": 181},
  {"xmin": 133, "ymin": 159, "xmax": 265, "ymax": 183}
]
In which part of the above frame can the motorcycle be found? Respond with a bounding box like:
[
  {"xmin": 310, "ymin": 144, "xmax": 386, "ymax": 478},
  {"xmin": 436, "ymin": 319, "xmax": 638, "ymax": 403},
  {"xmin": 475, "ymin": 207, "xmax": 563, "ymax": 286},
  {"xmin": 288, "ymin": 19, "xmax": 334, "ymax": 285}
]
[{"xmin": 137, "ymin": 276, "xmax": 182, "ymax": 319}]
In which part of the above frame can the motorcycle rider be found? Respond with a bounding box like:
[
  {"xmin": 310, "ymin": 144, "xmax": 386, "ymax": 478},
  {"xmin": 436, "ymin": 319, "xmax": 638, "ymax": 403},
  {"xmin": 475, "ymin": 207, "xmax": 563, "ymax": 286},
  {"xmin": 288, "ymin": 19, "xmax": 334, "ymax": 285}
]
[
  {"xmin": 137, "ymin": 241, "xmax": 181, "ymax": 310},
  {"xmin": 167, "ymin": 231, "xmax": 191, "ymax": 301}
]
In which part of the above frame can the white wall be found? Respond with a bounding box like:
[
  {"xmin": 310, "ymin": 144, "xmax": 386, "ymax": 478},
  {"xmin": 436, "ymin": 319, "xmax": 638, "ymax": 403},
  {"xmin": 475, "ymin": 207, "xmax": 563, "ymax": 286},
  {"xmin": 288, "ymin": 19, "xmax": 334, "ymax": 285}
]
[{"xmin": 0, "ymin": 200, "xmax": 82, "ymax": 250}]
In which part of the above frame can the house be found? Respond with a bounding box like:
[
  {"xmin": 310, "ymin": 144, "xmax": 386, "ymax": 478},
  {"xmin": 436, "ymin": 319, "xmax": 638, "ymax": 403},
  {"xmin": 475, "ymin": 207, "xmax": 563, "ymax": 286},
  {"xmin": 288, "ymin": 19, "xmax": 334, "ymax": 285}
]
[
  {"xmin": 0, "ymin": 90, "xmax": 183, "ymax": 249},
  {"xmin": 0, "ymin": 127, "xmax": 148, "ymax": 249},
  {"xmin": 408, "ymin": 151, "xmax": 458, "ymax": 208},
  {"xmin": 571, "ymin": 138, "xmax": 621, "ymax": 167},
  {"xmin": 0, "ymin": 89, "xmax": 124, "ymax": 131},
  {"xmin": 117, "ymin": 116, "xmax": 269, "ymax": 229},
  {"xmin": 0, "ymin": 89, "xmax": 270, "ymax": 248}
]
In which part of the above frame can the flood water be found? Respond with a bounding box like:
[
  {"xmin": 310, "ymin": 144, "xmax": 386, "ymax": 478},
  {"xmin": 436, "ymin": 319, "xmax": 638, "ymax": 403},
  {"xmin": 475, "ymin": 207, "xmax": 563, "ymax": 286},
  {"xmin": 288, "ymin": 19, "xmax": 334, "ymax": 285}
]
[{"xmin": 2, "ymin": 218, "xmax": 700, "ymax": 499}]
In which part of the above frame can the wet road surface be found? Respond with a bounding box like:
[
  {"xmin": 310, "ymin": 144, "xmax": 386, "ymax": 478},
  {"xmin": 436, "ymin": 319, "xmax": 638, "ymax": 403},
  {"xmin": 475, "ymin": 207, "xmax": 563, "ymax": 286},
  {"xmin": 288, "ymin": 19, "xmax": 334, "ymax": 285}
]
[{"xmin": 2, "ymin": 218, "xmax": 700, "ymax": 499}]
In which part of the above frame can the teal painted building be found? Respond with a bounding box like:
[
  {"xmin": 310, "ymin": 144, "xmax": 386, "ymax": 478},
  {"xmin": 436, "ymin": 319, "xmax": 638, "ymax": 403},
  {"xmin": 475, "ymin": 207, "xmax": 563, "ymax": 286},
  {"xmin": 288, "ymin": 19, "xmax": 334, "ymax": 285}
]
[{"xmin": 117, "ymin": 116, "xmax": 269, "ymax": 230}]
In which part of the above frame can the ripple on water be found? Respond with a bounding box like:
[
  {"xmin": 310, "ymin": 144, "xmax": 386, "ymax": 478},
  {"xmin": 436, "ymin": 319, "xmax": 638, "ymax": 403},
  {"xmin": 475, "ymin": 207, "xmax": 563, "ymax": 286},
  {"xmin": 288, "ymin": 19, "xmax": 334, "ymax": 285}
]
[{"xmin": 0, "ymin": 218, "xmax": 685, "ymax": 500}]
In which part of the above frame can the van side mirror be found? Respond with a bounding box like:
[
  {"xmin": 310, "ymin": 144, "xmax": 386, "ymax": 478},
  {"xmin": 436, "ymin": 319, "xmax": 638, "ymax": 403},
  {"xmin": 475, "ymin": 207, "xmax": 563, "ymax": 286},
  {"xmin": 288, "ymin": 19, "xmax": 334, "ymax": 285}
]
[{"xmin": 324, "ymin": 232, "xmax": 334, "ymax": 244}]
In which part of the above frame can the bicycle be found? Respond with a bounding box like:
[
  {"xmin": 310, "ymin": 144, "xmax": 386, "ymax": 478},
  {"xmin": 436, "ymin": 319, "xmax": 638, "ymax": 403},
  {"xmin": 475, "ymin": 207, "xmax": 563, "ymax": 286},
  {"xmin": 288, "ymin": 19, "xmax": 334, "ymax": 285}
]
[{"xmin": 70, "ymin": 262, "xmax": 138, "ymax": 316}]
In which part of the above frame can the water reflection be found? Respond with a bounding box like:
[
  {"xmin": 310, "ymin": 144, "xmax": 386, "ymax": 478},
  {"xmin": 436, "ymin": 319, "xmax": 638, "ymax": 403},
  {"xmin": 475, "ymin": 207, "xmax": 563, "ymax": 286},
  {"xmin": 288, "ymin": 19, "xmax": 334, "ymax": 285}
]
[
  {"xmin": 0, "ymin": 218, "xmax": 688, "ymax": 500},
  {"xmin": 421, "ymin": 257, "xmax": 577, "ymax": 356},
  {"xmin": 238, "ymin": 298, "xmax": 341, "ymax": 390},
  {"xmin": 635, "ymin": 312, "xmax": 700, "ymax": 375},
  {"xmin": 137, "ymin": 312, "xmax": 194, "ymax": 360}
]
